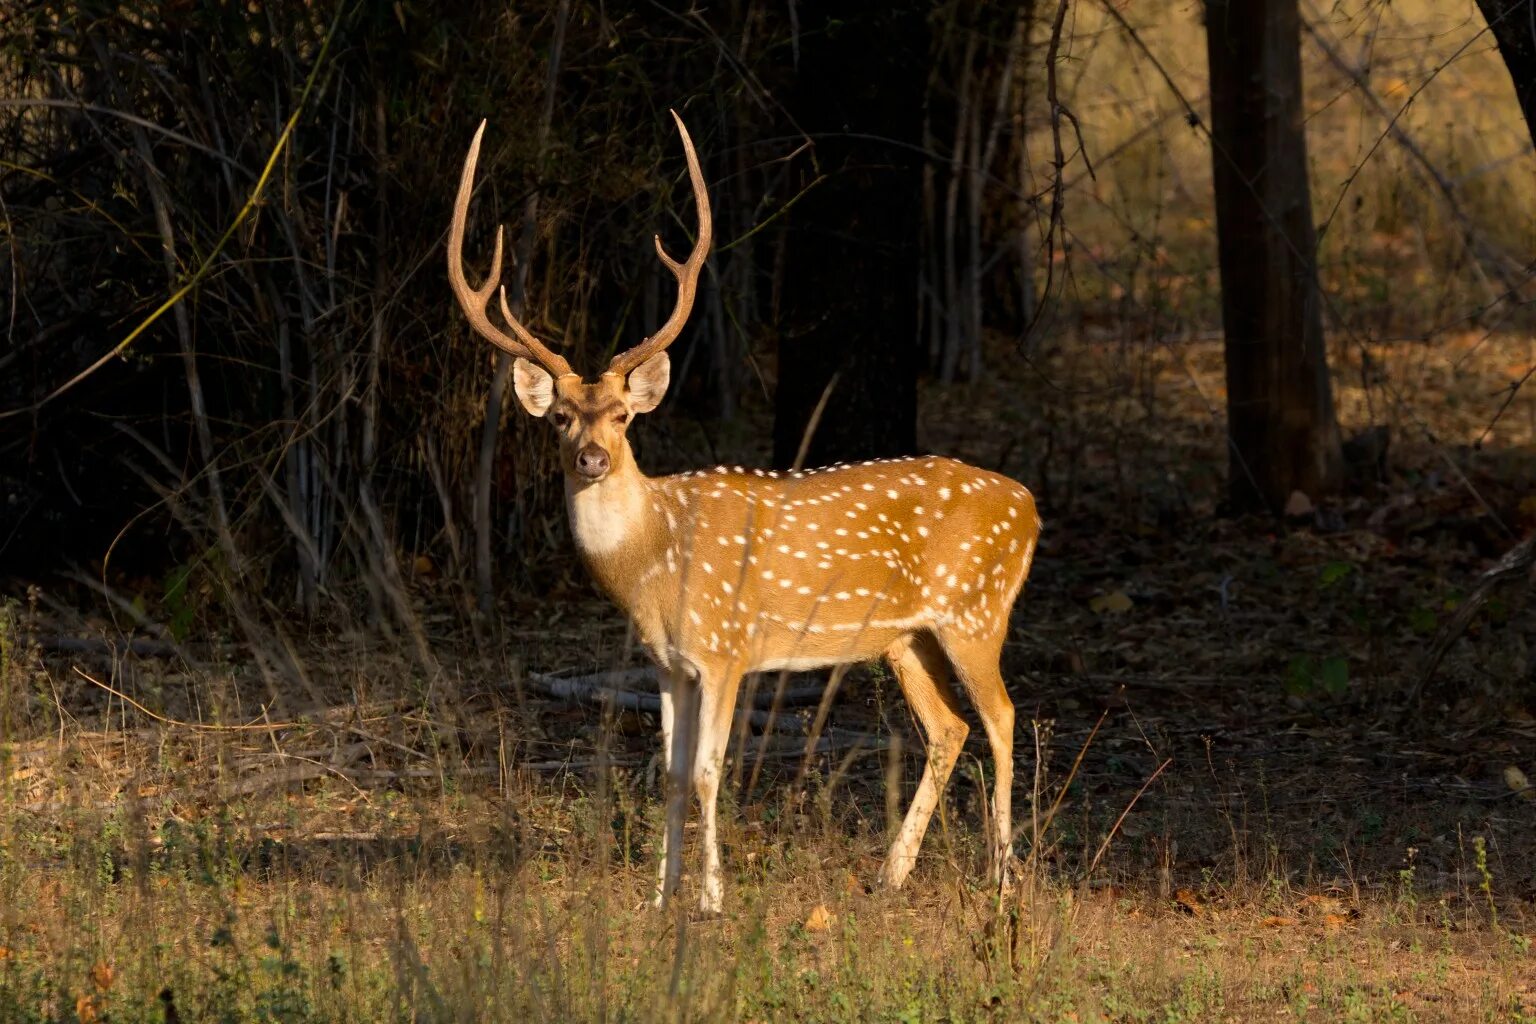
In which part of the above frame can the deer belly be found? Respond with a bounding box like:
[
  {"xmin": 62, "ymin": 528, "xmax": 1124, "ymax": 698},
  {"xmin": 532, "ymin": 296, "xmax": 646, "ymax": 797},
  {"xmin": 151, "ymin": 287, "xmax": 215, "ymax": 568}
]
[{"xmin": 667, "ymin": 589, "xmax": 933, "ymax": 674}]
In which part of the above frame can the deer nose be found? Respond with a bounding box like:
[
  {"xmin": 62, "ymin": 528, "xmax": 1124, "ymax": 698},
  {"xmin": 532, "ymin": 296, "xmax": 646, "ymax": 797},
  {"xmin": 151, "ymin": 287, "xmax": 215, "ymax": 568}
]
[{"xmin": 575, "ymin": 444, "xmax": 610, "ymax": 480}]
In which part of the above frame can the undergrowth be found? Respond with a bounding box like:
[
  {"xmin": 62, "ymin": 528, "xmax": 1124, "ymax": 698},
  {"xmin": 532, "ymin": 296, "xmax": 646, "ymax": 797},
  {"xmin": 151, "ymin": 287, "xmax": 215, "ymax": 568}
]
[{"xmin": 0, "ymin": 777, "xmax": 1531, "ymax": 1023}]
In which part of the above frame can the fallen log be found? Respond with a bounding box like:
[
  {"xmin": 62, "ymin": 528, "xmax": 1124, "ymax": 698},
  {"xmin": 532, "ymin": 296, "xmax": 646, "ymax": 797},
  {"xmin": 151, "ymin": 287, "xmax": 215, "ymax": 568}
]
[
  {"xmin": 1414, "ymin": 531, "xmax": 1536, "ymax": 706},
  {"xmin": 37, "ymin": 634, "xmax": 183, "ymax": 658},
  {"xmin": 526, "ymin": 671, "xmax": 823, "ymax": 733},
  {"xmin": 525, "ymin": 667, "xmax": 836, "ymax": 709}
]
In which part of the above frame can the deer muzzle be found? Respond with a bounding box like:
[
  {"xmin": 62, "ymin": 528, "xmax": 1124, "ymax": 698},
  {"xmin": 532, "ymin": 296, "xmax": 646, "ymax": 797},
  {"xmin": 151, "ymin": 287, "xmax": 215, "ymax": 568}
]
[{"xmin": 575, "ymin": 443, "xmax": 611, "ymax": 481}]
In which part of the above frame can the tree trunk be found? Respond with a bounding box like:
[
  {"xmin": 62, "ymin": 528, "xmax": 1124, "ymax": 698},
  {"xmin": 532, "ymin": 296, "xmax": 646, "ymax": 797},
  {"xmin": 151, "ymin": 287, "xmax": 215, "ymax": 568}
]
[
  {"xmin": 772, "ymin": 4, "xmax": 926, "ymax": 469},
  {"xmin": 1476, "ymin": 0, "xmax": 1536, "ymax": 145},
  {"xmin": 472, "ymin": 0, "xmax": 570, "ymax": 615},
  {"xmin": 1206, "ymin": 0, "xmax": 1343, "ymax": 512}
]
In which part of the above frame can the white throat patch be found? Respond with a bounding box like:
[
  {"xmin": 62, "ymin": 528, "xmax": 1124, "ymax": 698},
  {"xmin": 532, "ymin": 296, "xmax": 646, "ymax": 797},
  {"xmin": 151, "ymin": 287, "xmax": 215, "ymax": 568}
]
[{"xmin": 567, "ymin": 473, "xmax": 646, "ymax": 555}]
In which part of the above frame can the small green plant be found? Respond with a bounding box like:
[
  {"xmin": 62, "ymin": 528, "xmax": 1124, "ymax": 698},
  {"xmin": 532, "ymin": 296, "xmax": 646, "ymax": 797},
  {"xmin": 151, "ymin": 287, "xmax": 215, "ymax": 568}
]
[
  {"xmin": 0, "ymin": 600, "xmax": 15, "ymax": 735},
  {"xmin": 1394, "ymin": 847, "xmax": 1419, "ymax": 921},
  {"xmin": 0, "ymin": 596, "xmax": 38, "ymax": 735},
  {"xmin": 1284, "ymin": 654, "xmax": 1350, "ymax": 699},
  {"xmin": 1472, "ymin": 835, "xmax": 1498, "ymax": 932},
  {"xmin": 158, "ymin": 562, "xmax": 199, "ymax": 642},
  {"xmin": 1317, "ymin": 561, "xmax": 1355, "ymax": 589}
]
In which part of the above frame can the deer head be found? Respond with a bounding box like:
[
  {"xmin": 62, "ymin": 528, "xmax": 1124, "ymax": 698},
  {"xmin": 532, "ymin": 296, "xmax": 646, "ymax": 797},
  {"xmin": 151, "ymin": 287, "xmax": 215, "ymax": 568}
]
[{"xmin": 448, "ymin": 112, "xmax": 711, "ymax": 486}]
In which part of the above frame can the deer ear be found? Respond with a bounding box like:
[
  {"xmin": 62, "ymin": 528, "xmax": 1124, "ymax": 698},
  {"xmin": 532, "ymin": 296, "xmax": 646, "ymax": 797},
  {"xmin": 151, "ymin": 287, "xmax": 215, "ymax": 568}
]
[
  {"xmin": 625, "ymin": 352, "xmax": 671, "ymax": 414},
  {"xmin": 512, "ymin": 358, "xmax": 555, "ymax": 417}
]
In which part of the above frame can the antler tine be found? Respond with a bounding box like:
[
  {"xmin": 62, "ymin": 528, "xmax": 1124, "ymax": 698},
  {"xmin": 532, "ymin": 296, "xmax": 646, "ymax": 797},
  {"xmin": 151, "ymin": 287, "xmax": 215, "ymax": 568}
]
[
  {"xmin": 608, "ymin": 110, "xmax": 713, "ymax": 378},
  {"xmin": 448, "ymin": 120, "xmax": 573, "ymax": 378}
]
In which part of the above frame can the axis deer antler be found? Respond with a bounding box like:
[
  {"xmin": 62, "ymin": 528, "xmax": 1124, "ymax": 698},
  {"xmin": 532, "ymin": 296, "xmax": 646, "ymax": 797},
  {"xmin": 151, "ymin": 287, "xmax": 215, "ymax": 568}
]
[
  {"xmin": 607, "ymin": 111, "xmax": 712, "ymax": 378},
  {"xmin": 448, "ymin": 120, "xmax": 574, "ymax": 378}
]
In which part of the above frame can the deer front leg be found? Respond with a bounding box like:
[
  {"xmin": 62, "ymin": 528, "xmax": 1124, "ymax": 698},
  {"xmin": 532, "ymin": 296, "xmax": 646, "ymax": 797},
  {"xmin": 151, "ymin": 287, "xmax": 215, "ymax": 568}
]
[
  {"xmin": 653, "ymin": 672, "xmax": 676, "ymax": 906},
  {"xmin": 692, "ymin": 669, "xmax": 743, "ymax": 915},
  {"xmin": 655, "ymin": 663, "xmax": 698, "ymax": 909}
]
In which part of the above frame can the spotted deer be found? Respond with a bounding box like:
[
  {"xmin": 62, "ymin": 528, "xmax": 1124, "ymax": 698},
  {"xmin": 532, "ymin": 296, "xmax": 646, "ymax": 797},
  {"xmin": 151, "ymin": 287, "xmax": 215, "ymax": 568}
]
[{"xmin": 449, "ymin": 112, "xmax": 1041, "ymax": 913}]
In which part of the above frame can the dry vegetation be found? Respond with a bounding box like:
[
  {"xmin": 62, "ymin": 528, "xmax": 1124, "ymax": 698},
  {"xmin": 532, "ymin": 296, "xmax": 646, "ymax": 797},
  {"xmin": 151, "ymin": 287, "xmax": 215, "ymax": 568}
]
[
  {"xmin": 4, "ymin": 328, "xmax": 1535, "ymax": 1022},
  {"xmin": 1036, "ymin": 0, "xmax": 1536, "ymax": 328},
  {"xmin": 3, "ymin": 0, "xmax": 1536, "ymax": 1021}
]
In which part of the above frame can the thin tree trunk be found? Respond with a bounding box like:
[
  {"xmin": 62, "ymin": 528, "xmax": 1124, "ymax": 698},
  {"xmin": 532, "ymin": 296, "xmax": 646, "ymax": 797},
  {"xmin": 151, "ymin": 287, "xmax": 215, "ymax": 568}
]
[
  {"xmin": 1016, "ymin": 81, "xmax": 1038, "ymax": 350},
  {"xmin": 773, "ymin": 3, "xmax": 926, "ymax": 468},
  {"xmin": 965, "ymin": 92, "xmax": 984, "ymax": 383},
  {"xmin": 276, "ymin": 316, "xmax": 319, "ymax": 613},
  {"xmin": 473, "ymin": 356, "xmax": 514, "ymax": 617},
  {"xmin": 940, "ymin": 29, "xmax": 977, "ymax": 385},
  {"xmin": 1475, "ymin": 0, "xmax": 1536, "ymax": 143},
  {"xmin": 1206, "ymin": 0, "xmax": 1343, "ymax": 511},
  {"xmin": 360, "ymin": 89, "xmax": 440, "ymax": 682},
  {"xmin": 921, "ymin": 106, "xmax": 942, "ymax": 371},
  {"xmin": 472, "ymin": 0, "xmax": 570, "ymax": 616}
]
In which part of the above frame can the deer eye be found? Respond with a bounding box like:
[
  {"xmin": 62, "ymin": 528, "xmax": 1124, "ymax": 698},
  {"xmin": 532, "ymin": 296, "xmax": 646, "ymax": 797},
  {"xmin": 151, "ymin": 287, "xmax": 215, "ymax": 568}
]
[
  {"xmin": 550, "ymin": 411, "xmax": 571, "ymax": 428},
  {"xmin": 614, "ymin": 412, "xmax": 630, "ymax": 427}
]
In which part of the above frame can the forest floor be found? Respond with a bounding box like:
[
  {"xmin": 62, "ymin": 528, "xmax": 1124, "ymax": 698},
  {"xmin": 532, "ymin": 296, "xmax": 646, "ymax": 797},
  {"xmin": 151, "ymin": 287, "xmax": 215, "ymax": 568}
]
[{"xmin": 2, "ymin": 334, "xmax": 1535, "ymax": 1022}]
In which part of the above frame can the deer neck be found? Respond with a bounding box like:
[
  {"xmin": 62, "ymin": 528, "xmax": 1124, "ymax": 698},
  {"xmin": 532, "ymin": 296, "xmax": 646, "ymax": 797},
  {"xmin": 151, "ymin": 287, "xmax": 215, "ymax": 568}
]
[{"xmin": 565, "ymin": 448, "xmax": 662, "ymax": 607}]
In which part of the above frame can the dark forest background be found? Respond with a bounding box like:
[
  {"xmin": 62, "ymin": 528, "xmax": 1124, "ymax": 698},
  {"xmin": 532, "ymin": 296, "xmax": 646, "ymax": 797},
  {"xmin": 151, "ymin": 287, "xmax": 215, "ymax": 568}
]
[
  {"xmin": 1, "ymin": 2, "xmax": 1036, "ymax": 599},
  {"xmin": 2, "ymin": 0, "xmax": 1534, "ymax": 705}
]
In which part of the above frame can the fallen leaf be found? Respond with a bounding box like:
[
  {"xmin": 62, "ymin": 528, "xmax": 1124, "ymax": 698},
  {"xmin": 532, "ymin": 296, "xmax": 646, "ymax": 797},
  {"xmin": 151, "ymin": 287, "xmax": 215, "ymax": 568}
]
[
  {"xmin": 1260, "ymin": 915, "xmax": 1298, "ymax": 928},
  {"xmin": 1284, "ymin": 490, "xmax": 1313, "ymax": 517},
  {"xmin": 1174, "ymin": 889, "xmax": 1203, "ymax": 916},
  {"xmin": 90, "ymin": 961, "xmax": 114, "ymax": 991},
  {"xmin": 412, "ymin": 554, "xmax": 436, "ymax": 576},
  {"xmin": 846, "ymin": 872, "xmax": 860, "ymax": 895},
  {"xmin": 804, "ymin": 904, "xmax": 834, "ymax": 932},
  {"xmin": 1089, "ymin": 590, "xmax": 1133, "ymax": 614},
  {"xmin": 1297, "ymin": 893, "xmax": 1347, "ymax": 915},
  {"xmin": 1504, "ymin": 765, "xmax": 1533, "ymax": 802},
  {"xmin": 1322, "ymin": 913, "xmax": 1351, "ymax": 930},
  {"xmin": 75, "ymin": 994, "xmax": 99, "ymax": 1024},
  {"xmin": 0, "ymin": 946, "xmax": 11, "ymax": 961}
]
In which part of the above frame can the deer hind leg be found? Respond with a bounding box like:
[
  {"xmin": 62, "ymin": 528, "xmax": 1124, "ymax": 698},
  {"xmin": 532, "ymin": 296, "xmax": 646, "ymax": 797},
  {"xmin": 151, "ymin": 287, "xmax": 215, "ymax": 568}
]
[
  {"xmin": 936, "ymin": 629, "xmax": 1016, "ymax": 885},
  {"xmin": 879, "ymin": 631, "xmax": 969, "ymax": 890},
  {"xmin": 691, "ymin": 668, "xmax": 743, "ymax": 914}
]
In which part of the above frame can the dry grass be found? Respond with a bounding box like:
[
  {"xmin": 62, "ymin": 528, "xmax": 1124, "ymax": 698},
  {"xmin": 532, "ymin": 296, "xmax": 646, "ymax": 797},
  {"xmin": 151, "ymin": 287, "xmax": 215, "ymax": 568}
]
[{"xmin": 0, "ymin": 753, "xmax": 1532, "ymax": 1022}]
